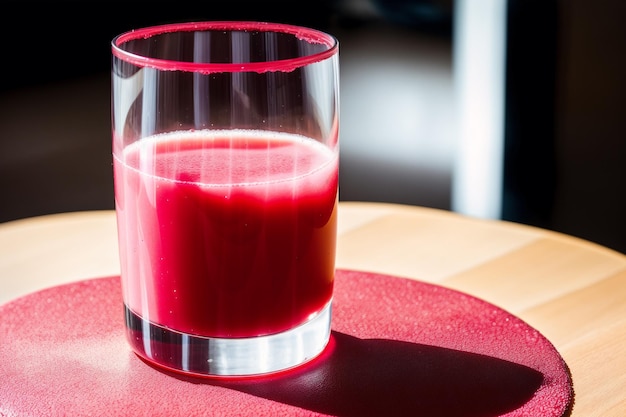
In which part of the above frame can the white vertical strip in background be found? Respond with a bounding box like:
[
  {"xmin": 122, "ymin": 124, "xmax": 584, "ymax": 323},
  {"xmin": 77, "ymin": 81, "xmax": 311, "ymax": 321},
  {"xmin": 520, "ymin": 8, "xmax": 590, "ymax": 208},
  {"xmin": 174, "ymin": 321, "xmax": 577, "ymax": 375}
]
[{"xmin": 452, "ymin": 0, "xmax": 508, "ymax": 219}]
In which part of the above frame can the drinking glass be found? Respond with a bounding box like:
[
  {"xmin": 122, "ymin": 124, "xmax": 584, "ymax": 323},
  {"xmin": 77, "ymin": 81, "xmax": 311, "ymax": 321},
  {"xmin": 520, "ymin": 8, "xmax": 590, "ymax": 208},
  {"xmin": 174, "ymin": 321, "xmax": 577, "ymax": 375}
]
[{"xmin": 111, "ymin": 21, "xmax": 339, "ymax": 377}]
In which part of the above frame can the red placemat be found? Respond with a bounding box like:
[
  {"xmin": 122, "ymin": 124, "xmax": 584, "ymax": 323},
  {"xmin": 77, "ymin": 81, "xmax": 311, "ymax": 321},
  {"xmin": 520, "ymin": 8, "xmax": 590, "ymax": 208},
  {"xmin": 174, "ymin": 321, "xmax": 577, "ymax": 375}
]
[{"xmin": 0, "ymin": 269, "xmax": 573, "ymax": 417}]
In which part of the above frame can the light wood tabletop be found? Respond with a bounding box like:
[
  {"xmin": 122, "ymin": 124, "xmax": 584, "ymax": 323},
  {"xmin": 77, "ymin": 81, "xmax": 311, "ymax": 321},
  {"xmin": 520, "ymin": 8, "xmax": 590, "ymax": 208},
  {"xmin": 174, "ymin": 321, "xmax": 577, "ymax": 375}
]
[{"xmin": 1, "ymin": 201, "xmax": 625, "ymax": 416}]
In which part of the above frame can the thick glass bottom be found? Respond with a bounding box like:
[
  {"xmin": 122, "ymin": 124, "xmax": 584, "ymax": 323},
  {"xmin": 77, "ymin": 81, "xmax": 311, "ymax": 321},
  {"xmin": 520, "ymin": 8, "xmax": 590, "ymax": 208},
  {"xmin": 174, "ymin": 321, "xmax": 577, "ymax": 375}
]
[{"xmin": 124, "ymin": 301, "xmax": 332, "ymax": 377}]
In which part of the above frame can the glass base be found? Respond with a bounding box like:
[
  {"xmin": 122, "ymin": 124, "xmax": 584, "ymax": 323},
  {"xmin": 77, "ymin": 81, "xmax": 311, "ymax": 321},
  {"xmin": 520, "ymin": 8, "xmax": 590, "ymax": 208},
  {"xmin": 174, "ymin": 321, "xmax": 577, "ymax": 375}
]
[{"xmin": 124, "ymin": 301, "xmax": 332, "ymax": 377}]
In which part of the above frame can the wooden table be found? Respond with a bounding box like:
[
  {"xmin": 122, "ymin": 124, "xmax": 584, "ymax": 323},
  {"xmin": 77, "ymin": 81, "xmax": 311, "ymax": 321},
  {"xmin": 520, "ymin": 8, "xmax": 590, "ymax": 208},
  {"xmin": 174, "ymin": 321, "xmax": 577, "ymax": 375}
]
[{"xmin": 1, "ymin": 201, "xmax": 625, "ymax": 416}]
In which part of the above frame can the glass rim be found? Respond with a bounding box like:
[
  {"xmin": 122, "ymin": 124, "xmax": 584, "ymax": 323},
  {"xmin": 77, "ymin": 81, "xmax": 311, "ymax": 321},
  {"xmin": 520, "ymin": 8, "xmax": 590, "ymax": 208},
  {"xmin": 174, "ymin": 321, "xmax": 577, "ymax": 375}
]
[{"xmin": 111, "ymin": 20, "xmax": 339, "ymax": 73}]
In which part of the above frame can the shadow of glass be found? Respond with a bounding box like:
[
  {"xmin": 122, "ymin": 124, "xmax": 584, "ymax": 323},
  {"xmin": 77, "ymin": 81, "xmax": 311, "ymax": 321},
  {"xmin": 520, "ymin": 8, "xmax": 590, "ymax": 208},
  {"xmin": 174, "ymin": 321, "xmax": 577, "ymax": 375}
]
[{"xmin": 158, "ymin": 331, "xmax": 543, "ymax": 417}]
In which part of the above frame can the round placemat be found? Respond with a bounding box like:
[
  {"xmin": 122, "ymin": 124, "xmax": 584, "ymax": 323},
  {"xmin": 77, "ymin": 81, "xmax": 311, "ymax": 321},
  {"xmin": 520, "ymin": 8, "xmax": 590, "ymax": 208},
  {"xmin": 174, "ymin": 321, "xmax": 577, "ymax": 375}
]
[{"xmin": 0, "ymin": 269, "xmax": 573, "ymax": 416}]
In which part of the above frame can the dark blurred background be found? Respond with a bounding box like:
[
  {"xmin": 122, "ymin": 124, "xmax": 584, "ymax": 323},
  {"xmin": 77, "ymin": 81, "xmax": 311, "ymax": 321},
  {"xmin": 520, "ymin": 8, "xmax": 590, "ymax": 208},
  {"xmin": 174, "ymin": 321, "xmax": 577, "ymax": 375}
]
[{"xmin": 1, "ymin": 0, "xmax": 624, "ymax": 254}]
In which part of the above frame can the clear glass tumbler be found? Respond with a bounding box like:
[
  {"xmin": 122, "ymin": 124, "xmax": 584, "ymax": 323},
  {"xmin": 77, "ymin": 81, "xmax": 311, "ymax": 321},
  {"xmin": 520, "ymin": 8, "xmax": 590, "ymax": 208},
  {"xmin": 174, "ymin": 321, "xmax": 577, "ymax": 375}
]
[{"xmin": 111, "ymin": 21, "xmax": 339, "ymax": 377}]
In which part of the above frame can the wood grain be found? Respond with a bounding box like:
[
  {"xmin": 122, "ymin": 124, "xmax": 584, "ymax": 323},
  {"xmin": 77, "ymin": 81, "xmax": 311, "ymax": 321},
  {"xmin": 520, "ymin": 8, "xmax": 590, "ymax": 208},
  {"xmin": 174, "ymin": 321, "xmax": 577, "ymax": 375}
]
[{"xmin": 1, "ymin": 201, "xmax": 624, "ymax": 416}]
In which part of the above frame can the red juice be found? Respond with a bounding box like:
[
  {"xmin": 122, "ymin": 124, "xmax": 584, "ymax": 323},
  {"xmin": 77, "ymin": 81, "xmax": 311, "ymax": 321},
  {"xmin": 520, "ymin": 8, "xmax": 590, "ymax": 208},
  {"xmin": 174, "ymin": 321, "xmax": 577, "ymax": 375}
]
[{"xmin": 113, "ymin": 129, "xmax": 338, "ymax": 338}]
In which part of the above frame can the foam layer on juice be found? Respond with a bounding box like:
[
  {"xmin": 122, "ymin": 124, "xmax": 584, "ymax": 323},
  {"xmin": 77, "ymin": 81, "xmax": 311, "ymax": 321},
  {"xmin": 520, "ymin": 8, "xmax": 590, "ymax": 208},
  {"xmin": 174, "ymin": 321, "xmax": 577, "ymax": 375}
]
[{"xmin": 120, "ymin": 129, "xmax": 337, "ymax": 188}]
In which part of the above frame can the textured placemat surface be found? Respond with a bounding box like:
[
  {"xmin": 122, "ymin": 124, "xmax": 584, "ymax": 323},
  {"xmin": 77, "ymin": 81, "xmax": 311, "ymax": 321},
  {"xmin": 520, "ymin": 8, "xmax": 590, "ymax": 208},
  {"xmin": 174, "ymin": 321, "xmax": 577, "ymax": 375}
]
[{"xmin": 0, "ymin": 269, "xmax": 573, "ymax": 416}]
